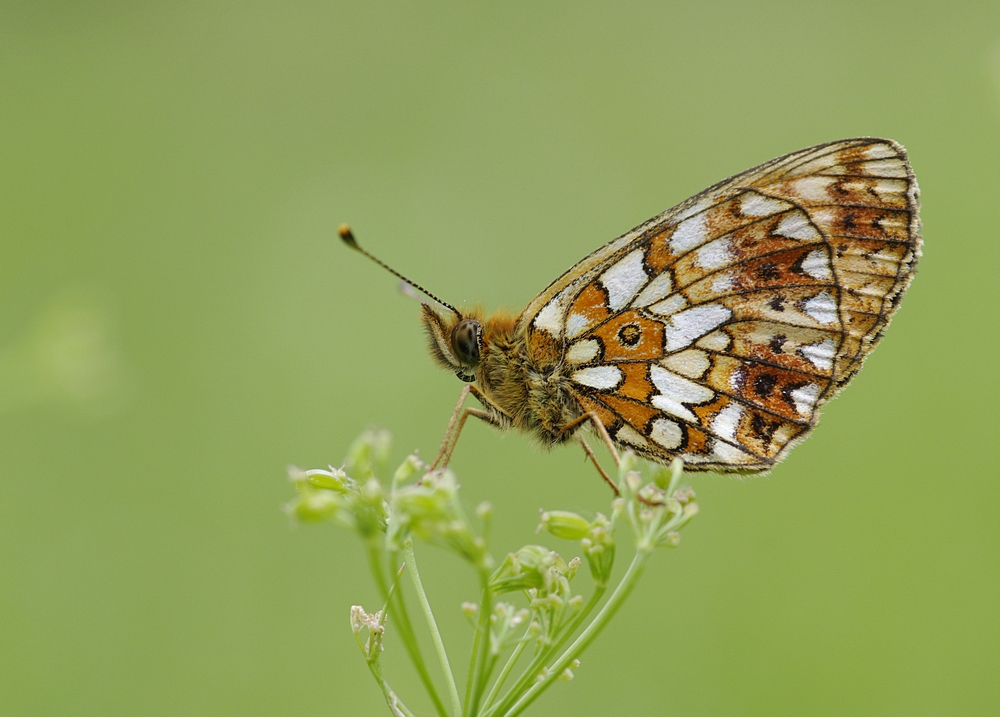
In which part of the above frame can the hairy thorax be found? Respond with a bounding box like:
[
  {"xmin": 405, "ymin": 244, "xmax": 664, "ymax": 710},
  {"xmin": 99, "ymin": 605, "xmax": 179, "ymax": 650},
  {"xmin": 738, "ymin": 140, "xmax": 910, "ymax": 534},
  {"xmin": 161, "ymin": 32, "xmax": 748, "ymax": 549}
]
[{"xmin": 476, "ymin": 311, "xmax": 583, "ymax": 445}]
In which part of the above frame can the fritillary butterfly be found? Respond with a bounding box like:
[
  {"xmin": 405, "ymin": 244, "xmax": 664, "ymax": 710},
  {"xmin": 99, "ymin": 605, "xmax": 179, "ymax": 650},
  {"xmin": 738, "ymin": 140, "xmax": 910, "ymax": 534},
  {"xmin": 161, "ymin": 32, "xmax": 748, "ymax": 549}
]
[{"xmin": 342, "ymin": 137, "xmax": 921, "ymax": 482}]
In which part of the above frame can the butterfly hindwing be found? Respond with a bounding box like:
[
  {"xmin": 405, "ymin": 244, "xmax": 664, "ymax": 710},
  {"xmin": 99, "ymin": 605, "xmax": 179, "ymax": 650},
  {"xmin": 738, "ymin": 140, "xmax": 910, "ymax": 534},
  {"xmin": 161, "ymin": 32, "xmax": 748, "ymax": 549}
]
[{"xmin": 522, "ymin": 138, "xmax": 920, "ymax": 472}]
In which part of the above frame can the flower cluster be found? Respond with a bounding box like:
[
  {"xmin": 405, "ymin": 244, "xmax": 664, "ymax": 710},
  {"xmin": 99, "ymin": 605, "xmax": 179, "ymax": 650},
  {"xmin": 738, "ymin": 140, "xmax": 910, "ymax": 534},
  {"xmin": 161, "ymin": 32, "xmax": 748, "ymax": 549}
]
[{"xmin": 286, "ymin": 431, "xmax": 699, "ymax": 717}]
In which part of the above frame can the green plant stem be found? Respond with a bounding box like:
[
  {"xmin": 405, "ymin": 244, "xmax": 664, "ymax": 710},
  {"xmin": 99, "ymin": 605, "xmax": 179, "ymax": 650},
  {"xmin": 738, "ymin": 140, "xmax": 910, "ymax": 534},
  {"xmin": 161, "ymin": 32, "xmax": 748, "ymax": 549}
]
[
  {"xmin": 463, "ymin": 607, "xmax": 484, "ymax": 714},
  {"xmin": 402, "ymin": 539, "xmax": 463, "ymax": 717},
  {"xmin": 480, "ymin": 631, "xmax": 529, "ymax": 712},
  {"xmin": 367, "ymin": 543, "xmax": 448, "ymax": 717},
  {"xmin": 467, "ymin": 581, "xmax": 494, "ymax": 717},
  {"xmin": 548, "ymin": 586, "xmax": 606, "ymax": 658},
  {"xmin": 368, "ymin": 670, "xmax": 416, "ymax": 717},
  {"xmin": 499, "ymin": 550, "xmax": 650, "ymax": 717},
  {"xmin": 486, "ymin": 584, "xmax": 604, "ymax": 716}
]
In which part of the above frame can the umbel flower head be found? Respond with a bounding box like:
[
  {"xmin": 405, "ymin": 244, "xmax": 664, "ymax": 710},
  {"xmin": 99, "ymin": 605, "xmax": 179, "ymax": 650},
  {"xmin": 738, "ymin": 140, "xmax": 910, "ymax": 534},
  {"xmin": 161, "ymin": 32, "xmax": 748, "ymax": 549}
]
[{"xmin": 286, "ymin": 430, "xmax": 700, "ymax": 717}]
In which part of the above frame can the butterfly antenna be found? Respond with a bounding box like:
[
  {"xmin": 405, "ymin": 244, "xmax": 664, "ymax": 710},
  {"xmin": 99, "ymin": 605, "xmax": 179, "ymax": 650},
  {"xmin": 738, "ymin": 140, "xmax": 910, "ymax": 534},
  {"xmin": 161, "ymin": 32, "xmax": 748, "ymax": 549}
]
[{"xmin": 338, "ymin": 224, "xmax": 462, "ymax": 319}]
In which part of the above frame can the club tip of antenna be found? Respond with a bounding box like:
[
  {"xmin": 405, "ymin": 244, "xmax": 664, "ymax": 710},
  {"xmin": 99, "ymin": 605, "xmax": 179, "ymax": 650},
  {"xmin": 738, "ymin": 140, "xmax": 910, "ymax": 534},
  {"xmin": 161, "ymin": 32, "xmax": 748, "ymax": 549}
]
[{"xmin": 338, "ymin": 223, "xmax": 357, "ymax": 248}]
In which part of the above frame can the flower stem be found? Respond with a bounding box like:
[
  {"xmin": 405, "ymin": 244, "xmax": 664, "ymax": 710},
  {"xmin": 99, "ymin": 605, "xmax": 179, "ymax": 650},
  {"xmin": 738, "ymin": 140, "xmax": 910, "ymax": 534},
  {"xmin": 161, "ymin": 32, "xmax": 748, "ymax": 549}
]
[
  {"xmin": 484, "ymin": 584, "xmax": 604, "ymax": 717},
  {"xmin": 467, "ymin": 581, "xmax": 494, "ymax": 716},
  {"xmin": 480, "ymin": 630, "xmax": 529, "ymax": 712},
  {"xmin": 498, "ymin": 550, "xmax": 650, "ymax": 717},
  {"xmin": 402, "ymin": 538, "xmax": 463, "ymax": 717},
  {"xmin": 369, "ymin": 671, "xmax": 416, "ymax": 717},
  {"xmin": 367, "ymin": 543, "xmax": 448, "ymax": 717}
]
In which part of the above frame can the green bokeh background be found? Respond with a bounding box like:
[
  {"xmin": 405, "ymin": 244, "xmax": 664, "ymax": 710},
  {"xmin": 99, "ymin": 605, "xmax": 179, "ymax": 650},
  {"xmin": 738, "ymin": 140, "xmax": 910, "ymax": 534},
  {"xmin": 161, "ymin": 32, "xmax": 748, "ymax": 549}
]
[{"xmin": 3, "ymin": 2, "xmax": 999, "ymax": 715}]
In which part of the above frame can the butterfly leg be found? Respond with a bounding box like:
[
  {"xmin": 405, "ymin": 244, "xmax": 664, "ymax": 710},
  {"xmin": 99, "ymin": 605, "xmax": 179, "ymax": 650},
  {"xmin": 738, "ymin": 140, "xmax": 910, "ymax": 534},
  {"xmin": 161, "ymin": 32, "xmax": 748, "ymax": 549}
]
[
  {"xmin": 557, "ymin": 411, "xmax": 623, "ymax": 493},
  {"xmin": 578, "ymin": 436, "xmax": 620, "ymax": 495},
  {"xmin": 431, "ymin": 385, "xmax": 472, "ymax": 467},
  {"xmin": 558, "ymin": 411, "xmax": 621, "ymax": 466},
  {"xmin": 430, "ymin": 386, "xmax": 508, "ymax": 470}
]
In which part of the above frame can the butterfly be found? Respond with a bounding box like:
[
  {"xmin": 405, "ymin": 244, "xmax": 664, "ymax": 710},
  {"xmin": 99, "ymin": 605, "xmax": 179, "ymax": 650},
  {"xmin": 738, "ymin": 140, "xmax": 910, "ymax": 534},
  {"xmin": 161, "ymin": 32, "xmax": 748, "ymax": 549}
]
[{"xmin": 341, "ymin": 137, "xmax": 921, "ymax": 483}]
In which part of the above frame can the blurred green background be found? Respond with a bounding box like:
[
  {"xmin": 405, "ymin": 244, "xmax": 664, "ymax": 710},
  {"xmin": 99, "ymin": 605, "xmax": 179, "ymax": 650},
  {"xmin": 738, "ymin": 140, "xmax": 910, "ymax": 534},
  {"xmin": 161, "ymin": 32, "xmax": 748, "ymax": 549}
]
[{"xmin": 2, "ymin": 1, "xmax": 999, "ymax": 714}]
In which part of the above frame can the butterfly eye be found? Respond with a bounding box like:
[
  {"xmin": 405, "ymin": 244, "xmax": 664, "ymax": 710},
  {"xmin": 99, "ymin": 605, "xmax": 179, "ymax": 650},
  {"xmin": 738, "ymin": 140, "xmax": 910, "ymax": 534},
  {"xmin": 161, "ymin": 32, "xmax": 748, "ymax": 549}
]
[{"xmin": 451, "ymin": 319, "xmax": 482, "ymax": 366}]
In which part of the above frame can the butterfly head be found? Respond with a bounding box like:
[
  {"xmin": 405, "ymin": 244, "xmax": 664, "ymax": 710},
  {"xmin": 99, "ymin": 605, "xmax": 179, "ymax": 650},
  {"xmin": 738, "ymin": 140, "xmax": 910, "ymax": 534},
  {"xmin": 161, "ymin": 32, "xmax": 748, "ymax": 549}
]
[
  {"xmin": 338, "ymin": 225, "xmax": 495, "ymax": 384},
  {"xmin": 421, "ymin": 305, "xmax": 482, "ymax": 382}
]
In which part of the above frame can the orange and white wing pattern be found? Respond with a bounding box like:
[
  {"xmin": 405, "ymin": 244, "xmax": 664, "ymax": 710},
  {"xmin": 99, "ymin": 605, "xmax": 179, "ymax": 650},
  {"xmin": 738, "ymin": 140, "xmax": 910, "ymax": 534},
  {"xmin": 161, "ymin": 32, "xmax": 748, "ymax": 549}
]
[{"xmin": 520, "ymin": 138, "xmax": 921, "ymax": 472}]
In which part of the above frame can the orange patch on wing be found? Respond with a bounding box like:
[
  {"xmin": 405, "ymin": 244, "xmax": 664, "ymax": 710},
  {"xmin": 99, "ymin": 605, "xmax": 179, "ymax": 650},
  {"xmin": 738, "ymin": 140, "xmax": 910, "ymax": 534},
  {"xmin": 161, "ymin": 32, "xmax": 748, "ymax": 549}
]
[
  {"xmin": 645, "ymin": 232, "xmax": 676, "ymax": 272},
  {"xmin": 574, "ymin": 394, "xmax": 619, "ymax": 431},
  {"xmin": 682, "ymin": 424, "xmax": 710, "ymax": 455},
  {"xmin": 599, "ymin": 393, "xmax": 659, "ymax": 433},
  {"xmin": 691, "ymin": 395, "xmax": 731, "ymax": 427},
  {"xmin": 705, "ymin": 196, "xmax": 757, "ymax": 236},
  {"xmin": 568, "ymin": 282, "xmax": 611, "ymax": 327},
  {"xmin": 588, "ymin": 311, "xmax": 664, "ymax": 361},
  {"xmin": 617, "ymin": 363, "xmax": 654, "ymax": 402},
  {"xmin": 526, "ymin": 329, "xmax": 563, "ymax": 367}
]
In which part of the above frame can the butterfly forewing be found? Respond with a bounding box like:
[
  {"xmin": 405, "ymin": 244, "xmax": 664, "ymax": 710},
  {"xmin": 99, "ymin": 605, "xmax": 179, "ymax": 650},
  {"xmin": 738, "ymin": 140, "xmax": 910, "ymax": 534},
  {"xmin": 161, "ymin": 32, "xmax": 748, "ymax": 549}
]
[{"xmin": 521, "ymin": 138, "xmax": 920, "ymax": 472}]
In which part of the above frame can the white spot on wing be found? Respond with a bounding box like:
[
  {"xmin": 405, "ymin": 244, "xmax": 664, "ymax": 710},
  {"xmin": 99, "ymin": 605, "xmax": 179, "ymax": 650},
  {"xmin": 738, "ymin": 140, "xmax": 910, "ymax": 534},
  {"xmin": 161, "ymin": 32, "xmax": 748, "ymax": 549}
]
[
  {"xmin": 695, "ymin": 238, "xmax": 732, "ymax": 270},
  {"xmin": 650, "ymin": 418, "xmax": 682, "ymax": 449},
  {"xmin": 632, "ymin": 272, "xmax": 673, "ymax": 308},
  {"xmin": 650, "ymin": 365, "xmax": 715, "ymax": 422},
  {"xmin": 801, "ymin": 248, "xmax": 832, "ymax": 280},
  {"xmin": 711, "ymin": 273, "xmax": 734, "ymax": 295},
  {"xmin": 696, "ymin": 330, "xmax": 731, "ymax": 351},
  {"xmin": 566, "ymin": 312, "xmax": 592, "ymax": 339},
  {"xmin": 788, "ymin": 176, "xmax": 835, "ymax": 202},
  {"xmin": 790, "ymin": 383, "xmax": 820, "ymax": 416},
  {"xmin": 711, "ymin": 403, "xmax": 743, "ymax": 441},
  {"xmin": 648, "ymin": 294, "xmax": 688, "ymax": 317},
  {"xmin": 617, "ymin": 425, "xmax": 649, "ymax": 448},
  {"xmin": 600, "ymin": 249, "xmax": 649, "ymax": 311},
  {"xmin": 662, "ymin": 349, "xmax": 710, "ymax": 379},
  {"xmin": 710, "ymin": 440, "xmax": 752, "ymax": 463},
  {"xmin": 802, "ymin": 291, "xmax": 838, "ymax": 325},
  {"xmin": 861, "ymin": 158, "xmax": 907, "ymax": 177},
  {"xmin": 775, "ymin": 212, "xmax": 820, "ymax": 240},
  {"xmin": 872, "ymin": 178, "xmax": 907, "ymax": 200},
  {"xmin": 664, "ymin": 304, "xmax": 732, "ymax": 352},
  {"xmin": 810, "ymin": 207, "xmax": 836, "ymax": 228},
  {"xmin": 533, "ymin": 287, "xmax": 572, "ymax": 337},
  {"xmin": 799, "ymin": 338, "xmax": 836, "ymax": 371},
  {"xmin": 740, "ymin": 192, "xmax": 792, "ymax": 217},
  {"xmin": 566, "ymin": 339, "xmax": 600, "ymax": 364},
  {"xmin": 864, "ymin": 144, "xmax": 897, "ymax": 160},
  {"xmin": 671, "ymin": 213, "xmax": 708, "ymax": 253},
  {"xmin": 572, "ymin": 366, "xmax": 622, "ymax": 390}
]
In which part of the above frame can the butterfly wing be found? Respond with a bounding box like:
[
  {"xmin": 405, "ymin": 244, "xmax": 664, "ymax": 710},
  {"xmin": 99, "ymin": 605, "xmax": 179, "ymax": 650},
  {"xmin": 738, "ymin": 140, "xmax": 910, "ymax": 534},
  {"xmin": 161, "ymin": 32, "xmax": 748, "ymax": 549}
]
[{"xmin": 519, "ymin": 138, "xmax": 921, "ymax": 472}]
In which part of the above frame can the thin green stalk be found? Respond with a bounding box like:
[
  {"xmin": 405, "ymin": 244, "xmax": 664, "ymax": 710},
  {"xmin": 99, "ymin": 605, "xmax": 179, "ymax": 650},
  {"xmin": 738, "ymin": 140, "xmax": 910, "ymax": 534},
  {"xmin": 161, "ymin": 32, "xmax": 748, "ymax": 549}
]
[
  {"xmin": 501, "ymin": 551, "xmax": 650, "ymax": 717},
  {"xmin": 480, "ymin": 631, "xmax": 529, "ymax": 712},
  {"xmin": 484, "ymin": 586, "xmax": 601, "ymax": 717},
  {"xmin": 487, "ymin": 631, "xmax": 545, "ymax": 712},
  {"xmin": 467, "ymin": 582, "xmax": 494, "ymax": 717},
  {"xmin": 367, "ymin": 543, "xmax": 448, "ymax": 717},
  {"xmin": 402, "ymin": 539, "xmax": 463, "ymax": 717},
  {"xmin": 548, "ymin": 586, "xmax": 606, "ymax": 656},
  {"xmin": 487, "ymin": 574, "xmax": 607, "ymax": 715},
  {"xmin": 463, "ymin": 605, "xmax": 484, "ymax": 714},
  {"xmin": 366, "ymin": 668, "xmax": 416, "ymax": 717}
]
